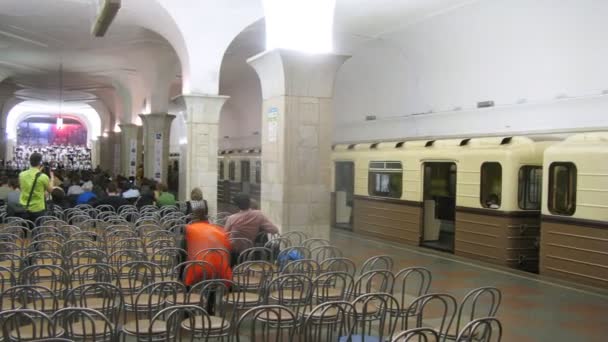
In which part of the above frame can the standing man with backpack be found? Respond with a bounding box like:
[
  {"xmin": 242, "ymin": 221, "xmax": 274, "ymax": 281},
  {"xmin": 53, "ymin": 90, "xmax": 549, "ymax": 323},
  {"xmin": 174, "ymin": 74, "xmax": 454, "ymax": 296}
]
[{"xmin": 18, "ymin": 152, "xmax": 53, "ymax": 224}]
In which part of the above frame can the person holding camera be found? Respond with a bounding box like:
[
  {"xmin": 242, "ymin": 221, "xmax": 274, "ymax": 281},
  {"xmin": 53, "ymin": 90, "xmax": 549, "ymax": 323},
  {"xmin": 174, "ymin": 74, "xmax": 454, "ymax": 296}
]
[{"xmin": 18, "ymin": 152, "xmax": 53, "ymax": 223}]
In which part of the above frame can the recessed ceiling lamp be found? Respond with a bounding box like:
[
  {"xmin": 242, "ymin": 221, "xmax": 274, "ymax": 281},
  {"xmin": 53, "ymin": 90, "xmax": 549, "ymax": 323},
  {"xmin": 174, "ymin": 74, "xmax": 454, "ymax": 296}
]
[
  {"xmin": 263, "ymin": 0, "xmax": 336, "ymax": 53},
  {"xmin": 92, "ymin": 0, "xmax": 121, "ymax": 37}
]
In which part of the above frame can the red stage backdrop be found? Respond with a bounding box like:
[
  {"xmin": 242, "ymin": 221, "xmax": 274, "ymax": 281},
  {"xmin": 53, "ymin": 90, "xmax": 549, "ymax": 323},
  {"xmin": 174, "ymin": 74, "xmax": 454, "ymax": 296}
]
[{"xmin": 17, "ymin": 122, "xmax": 87, "ymax": 146}]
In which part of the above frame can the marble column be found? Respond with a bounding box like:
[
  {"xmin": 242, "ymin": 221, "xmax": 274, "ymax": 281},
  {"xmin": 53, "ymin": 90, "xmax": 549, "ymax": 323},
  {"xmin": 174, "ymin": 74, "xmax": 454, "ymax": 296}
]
[
  {"xmin": 179, "ymin": 95, "xmax": 229, "ymax": 217},
  {"xmin": 5, "ymin": 138, "xmax": 15, "ymax": 164},
  {"xmin": 118, "ymin": 123, "xmax": 143, "ymax": 178},
  {"xmin": 98, "ymin": 134, "xmax": 114, "ymax": 174},
  {"xmin": 248, "ymin": 49, "xmax": 349, "ymax": 239},
  {"xmin": 90, "ymin": 139, "xmax": 101, "ymax": 169},
  {"xmin": 140, "ymin": 113, "xmax": 175, "ymax": 184}
]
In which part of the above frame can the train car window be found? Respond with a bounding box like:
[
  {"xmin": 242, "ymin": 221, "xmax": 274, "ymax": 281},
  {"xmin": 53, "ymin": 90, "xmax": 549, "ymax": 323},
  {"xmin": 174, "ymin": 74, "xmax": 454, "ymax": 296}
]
[
  {"xmin": 480, "ymin": 162, "xmax": 502, "ymax": 209},
  {"xmin": 218, "ymin": 161, "xmax": 225, "ymax": 180},
  {"xmin": 518, "ymin": 166, "xmax": 542, "ymax": 210},
  {"xmin": 228, "ymin": 161, "xmax": 236, "ymax": 181},
  {"xmin": 241, "ymin": 161, "xmax": 251, "ymax": 182},
  {"xmin": 368, "ymin": 161, "xmax": 403, "ymax": 198},
  {"xmin": 548, "ymin": 162, "xmax": 577, "ymax": 216},
  {"xmin": 255, "ymin": 160, "xmax": 261, "ymax": 184}
]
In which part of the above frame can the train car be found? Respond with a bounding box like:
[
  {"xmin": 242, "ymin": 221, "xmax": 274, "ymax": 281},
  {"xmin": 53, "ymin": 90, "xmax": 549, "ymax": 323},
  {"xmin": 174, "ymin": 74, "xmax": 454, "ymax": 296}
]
[
  {"xmin": 331, "ymin": 136, "xmax": 559, "ymax": 272},
  {"xmin": 217, "ymin": 148, "xmax": 261, "ymax": 212},
  {"xmin": 540, "ymin": 132, "xmax": 608, "ymax": 288}
]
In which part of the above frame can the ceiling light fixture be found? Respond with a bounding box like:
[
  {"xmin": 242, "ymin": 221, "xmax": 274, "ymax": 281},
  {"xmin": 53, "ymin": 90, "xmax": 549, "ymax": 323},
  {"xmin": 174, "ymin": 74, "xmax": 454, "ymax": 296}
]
[
  {"xmin": 263, "ymin": 0, "xmax": 336, "ymax": 54},
  {"xmin": 92, "ymin": 0, "xmax": 122, "ymax": 37},
  {"xmin": 56, "ymin": 117, "xmax": 63, "ymax": 129}
]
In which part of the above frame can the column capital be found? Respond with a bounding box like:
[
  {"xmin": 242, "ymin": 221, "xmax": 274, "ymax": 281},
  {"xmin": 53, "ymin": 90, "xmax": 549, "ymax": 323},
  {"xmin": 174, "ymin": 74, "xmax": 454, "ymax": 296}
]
[
  {"xmin": 247, "ymin": 49, "xmax": 350, "ymax": 100},
  {"xmin": 138, "ymin": 113, "xmax": 176, "ymax": 125},
  {"xmin": 177, "ymin": 94, "xmax": 229, "ymax": 124}
]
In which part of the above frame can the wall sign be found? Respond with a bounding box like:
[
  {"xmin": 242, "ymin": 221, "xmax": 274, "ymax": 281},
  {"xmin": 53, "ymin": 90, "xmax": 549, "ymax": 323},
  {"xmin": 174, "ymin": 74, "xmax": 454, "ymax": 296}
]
[
  {"xmin": 267, "ymin": 107, "xmax": 278, "ymax": 143},
  {"xmin": 129, "ymin": 138, "xmax": 137, "ymax": 177},
  {"xmin": 154, "ymin": 132, "xmax": 163, "ymax": 181}
]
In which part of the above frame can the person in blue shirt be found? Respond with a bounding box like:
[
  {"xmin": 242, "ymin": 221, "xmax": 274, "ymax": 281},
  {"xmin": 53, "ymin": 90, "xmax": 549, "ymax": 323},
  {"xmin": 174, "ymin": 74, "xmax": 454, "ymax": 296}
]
[{"xmin": 76, "ymin": 182, "xmax": 97, "ymax": 205}]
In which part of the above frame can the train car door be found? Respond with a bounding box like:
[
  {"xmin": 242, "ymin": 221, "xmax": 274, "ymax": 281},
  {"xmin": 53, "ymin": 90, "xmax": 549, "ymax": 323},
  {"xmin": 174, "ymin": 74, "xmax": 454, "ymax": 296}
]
[
  {"xmin": 422, "ymin": 162, "xmax": 457, "ymax": 252},
  {"xmin": 334, "ymin": 161, "xmax": 355, "ymax": 230}
]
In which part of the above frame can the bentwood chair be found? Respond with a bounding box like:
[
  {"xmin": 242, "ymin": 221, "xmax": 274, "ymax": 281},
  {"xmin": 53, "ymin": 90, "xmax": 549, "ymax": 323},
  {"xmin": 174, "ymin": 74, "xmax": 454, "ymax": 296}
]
[
  {"xmin": 53, "ymin": 307, "xmax": 116, "ymax": 342},
  {"xmin": 0, "ymin": 309, "xmax": 61, "ymax": 341},
  {"xmin": 454, "ymin": 317, "xmax": 502, "ymax": 342},
  {"xmin": 301, "ymin": 301, "xmax": 356, "ymax": 342},
  {"xmin": 392, "ymin": 328, "xmax": 440, "ymax": 342},
  {"xmin": 235, "ymin": 305, "xmax": 298, "ymax": 342}
]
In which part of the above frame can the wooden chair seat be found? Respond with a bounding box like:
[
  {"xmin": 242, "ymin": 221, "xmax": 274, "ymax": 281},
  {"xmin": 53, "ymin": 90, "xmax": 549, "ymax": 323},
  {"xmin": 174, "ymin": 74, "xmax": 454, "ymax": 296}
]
[
  {"xmin": 181, "ymin": 315, "xmax": 230, "ymax": 331},
  {"xmin": 269, "ymin": 290, "xmax": 304, "ymax": 301},
  {"xmin": 166, "ymin": 293, "xmax": 202, "ymax": 305},
  {"xmin": 122, "ymin": 319, "xmax": 167, "ymax": 334},
  {"xmin": 70, "ymin": 320, "xmax": 114, "ymax": 336},
  {"xmin": 9, "ymin": 321, "xmax": 63, "ymax": 340},
  {"xmin": 226, "ymin": 291, "xmax": 261, "ymax": 304}
]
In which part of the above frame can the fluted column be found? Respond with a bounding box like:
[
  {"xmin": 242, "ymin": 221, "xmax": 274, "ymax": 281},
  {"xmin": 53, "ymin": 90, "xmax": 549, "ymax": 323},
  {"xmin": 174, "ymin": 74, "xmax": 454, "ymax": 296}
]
[
  {"xmin": 179, "ymin": 95, "xmax": 229, "ymax": 217},
  {"xmin": 118, "ymin": 123, "xmax": 143, "ymax": 178},
  {"xmin": 248, "ymin": 49, "xmax": 350, "ymax": 239},
  {"xmin": 140, "ymin": 113, "xmax": 175, "ymax": 184}
]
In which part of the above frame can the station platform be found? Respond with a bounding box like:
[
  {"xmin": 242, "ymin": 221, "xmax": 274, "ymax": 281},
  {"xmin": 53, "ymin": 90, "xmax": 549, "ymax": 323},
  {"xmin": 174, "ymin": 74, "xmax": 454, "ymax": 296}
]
[{"xmin": 331, "ymin": 229, "xmax": 608, "ymax": 342}]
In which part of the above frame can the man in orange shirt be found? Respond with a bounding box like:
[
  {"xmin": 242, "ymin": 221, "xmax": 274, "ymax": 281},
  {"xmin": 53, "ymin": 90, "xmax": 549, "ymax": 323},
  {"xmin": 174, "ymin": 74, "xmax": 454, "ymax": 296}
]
[{"xmin": 183, "ymin": 207, "xmax": 232, "ymax": 286}]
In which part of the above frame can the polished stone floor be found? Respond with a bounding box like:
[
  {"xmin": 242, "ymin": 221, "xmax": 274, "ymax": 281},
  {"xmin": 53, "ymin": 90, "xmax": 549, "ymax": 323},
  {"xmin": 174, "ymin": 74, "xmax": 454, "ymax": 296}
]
[{"xmin": 330, "ymin": 228, "xmax": 608, "ymax": 342}]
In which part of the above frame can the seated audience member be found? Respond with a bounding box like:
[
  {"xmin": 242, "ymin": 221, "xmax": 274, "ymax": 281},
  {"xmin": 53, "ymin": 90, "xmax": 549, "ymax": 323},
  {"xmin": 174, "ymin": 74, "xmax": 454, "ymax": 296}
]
[
  {"xmin": 49, "ymin": 187, "xmax": 70, "ymax": 210},
  {"xmin": 81, "ymin": 173, "xmax": 93, "ymax": 191},
  {"xmin": 76, "ymin": 182, "xmax": 97, "ymax": 205},
  {"xmin": 135, "ymin": 184, "xmax": 155, "ymax": 208},
  {"xmin": 224, "ymin": 193, "xmax": 279, "ymax": 265},
  {"xmin": 95, "ymin": 182, "xmax": 128, "ymax": 210},
  {"xmin": 185, "ymin": 187, "xmax": 207, "ymax": 215},
  {"xmin": 67, "ymin": 175, "xmax": 84, "ymax": 196},
  {"xmin": 0, "ymin": 176, "xmax": 10, "ymax": 204},
  {"xmin": 486, "ymin": 193, "xmax": 500, "ymax": 209},
  {"xmin": 122, "ymin": 180, "xmax": 141, "ymax": 204},
  {"xmin": 183, "ymin": 207, "xmax": 232, "ymax": 285},
  {"xmin": 155, "ymin": 183, "xmax": 176, "ymax": 207},
  {"xmin": 6, "ymin": 178, "xmax": 22, "ymax": 216}
]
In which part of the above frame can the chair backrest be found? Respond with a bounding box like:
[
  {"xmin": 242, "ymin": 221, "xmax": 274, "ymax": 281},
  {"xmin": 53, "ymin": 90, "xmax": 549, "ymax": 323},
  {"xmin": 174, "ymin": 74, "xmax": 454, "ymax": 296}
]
[
  {"xmin": 454, "ymin": 287, "xmax": 502, "ymax": 334},
  {"xmin": 232, "ymin": 260, "xmax": 274, "ymax": 292},
  {"xmin": 191, "ymin": 279, "xmax": 237, "ymax": 326},
  {"xmin": 350, "ymin": 292, "xmax": 401, "ymax": 341},
  {"xmin": 0, "ymin": 265, "xmax": 15, "ymax": 291},
  {"xmin": 404, "ymin": 293, "xmax": 458, "ymax": 338},
  {"xmin": 20, "ymin": 264, "xmax": 68, "ymax": 295},
  {"xmin": 301, "ymin": 301, "xmax": 356, "ymax": 342},
  {"xmin": 281, "ymin": 259, "xmax": 320, "ymax": 278},
  {"xmin": 266, "ymin": 274, "xmax": 312, "ymax": 317},
  {"xmin": 392, "ymin": 328, "xmax": 440, "ymax": 342},
  {"xmin": 319, "ymin": 257, "xmax": 357, "ymax": 276},
  {"xmin": 0, "ymin": 309, "xmax": 56, "ymax": 341},
  {"xmin": 237, "ymin": 247, "xmax": 273, "ymax": 264},
  {"xmin": 302, "ymin": 238, "xmax": 331, "ymax": 250},
  {"xmin": 69, "ymin": 263, "xmax": 116, "ymax": 287},
  {"xmin": 455, "ymin": 317, "xmax": 502, "ymax": 342},
  {"xmin": 108, "ymin": 249, "xmax": 147, "ymax": 268},
  {"xmin": 280, "ymin": 231, "xmax": 308, "ymax": 246},
  {"xmin": 353, "ymin": 270, "xmax": 395, "ymax": 297},
  {"xmin": 394, "ymin": 266, "xmax": 432, "ymax": 300},
  {"xmin": 53, "ymin": 307, "xmax": 115, "ymax": 342},
  {"xmin": 134, "ymin": 281, "xmax": 186, "ymax": 321},
  {"xmin": 1, "ymin": 285, "xmax": 58, "ymax": 312},
  {"xmin": 310, "ymin": 245, "xmax": 343, "ymax": 262},
  {"xmin": 151, "ymin": 248, "xmax": 186, "ymax": 274},
  {"xmin": 312, "ymin": 271, "xmax": 354, "ymax": 303},
  {"xmin": 65, "ymin": 282, "xmax": 123, "ymax": 322},
  {"xmin": 235, "ymin": 305, "xmax": 297, "ymax": 342},
  {"xmin": 360, "ymin": 255, "xmax": 394, "ymax": 274},
  {"xmin": 66, "ymin": 249, "xmax": 108, "ymax": 268}
]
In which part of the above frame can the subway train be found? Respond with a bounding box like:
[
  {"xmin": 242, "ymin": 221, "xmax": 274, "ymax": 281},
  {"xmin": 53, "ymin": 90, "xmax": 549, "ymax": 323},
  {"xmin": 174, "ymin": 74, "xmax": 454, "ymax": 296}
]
[
  {"xmin": 218, "ymin": 132, "xmax": 608, "ymax": 289},
  {"xmin": 217, "ymin": 148, "xmax": 262, "ymax": 212}
]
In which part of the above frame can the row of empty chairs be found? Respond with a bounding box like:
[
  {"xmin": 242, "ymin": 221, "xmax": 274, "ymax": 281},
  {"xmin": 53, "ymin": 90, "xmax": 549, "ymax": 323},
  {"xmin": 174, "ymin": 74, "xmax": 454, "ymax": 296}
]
[{"xmin": 0, "ymin": 205, "xmax": 503, "ymax": 341}]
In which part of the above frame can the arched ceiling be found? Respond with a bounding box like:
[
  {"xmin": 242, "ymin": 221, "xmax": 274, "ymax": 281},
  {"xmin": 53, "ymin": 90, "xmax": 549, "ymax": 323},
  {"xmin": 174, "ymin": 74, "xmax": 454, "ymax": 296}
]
[
  {"xmin": 0, "ymin": 0, "xmax": 479, "ymax": 137},
  {"xmin": 0, "ymin": 0, "xmax": 182, "ymax": 129}
]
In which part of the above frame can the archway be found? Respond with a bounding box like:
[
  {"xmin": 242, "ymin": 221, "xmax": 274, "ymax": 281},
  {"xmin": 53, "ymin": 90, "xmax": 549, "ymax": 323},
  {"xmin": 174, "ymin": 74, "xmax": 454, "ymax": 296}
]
[{"xmin": 5, "ymin": 101, "xmax": 103, "ymax": 169}]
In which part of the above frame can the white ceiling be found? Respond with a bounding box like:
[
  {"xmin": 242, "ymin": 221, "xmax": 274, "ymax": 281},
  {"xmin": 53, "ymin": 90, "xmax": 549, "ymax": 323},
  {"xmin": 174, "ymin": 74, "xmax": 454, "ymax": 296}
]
[{"xmin": 1, "ymin": 0, "xmax": 480, "ymax": 125}]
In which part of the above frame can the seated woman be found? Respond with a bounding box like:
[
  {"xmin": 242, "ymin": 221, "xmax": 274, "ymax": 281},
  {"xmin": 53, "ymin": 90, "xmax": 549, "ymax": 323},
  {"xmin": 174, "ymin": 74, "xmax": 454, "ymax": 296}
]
[{"xmin": 185, "ymin": 187, "xmax": 208, "ymax": 215}]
